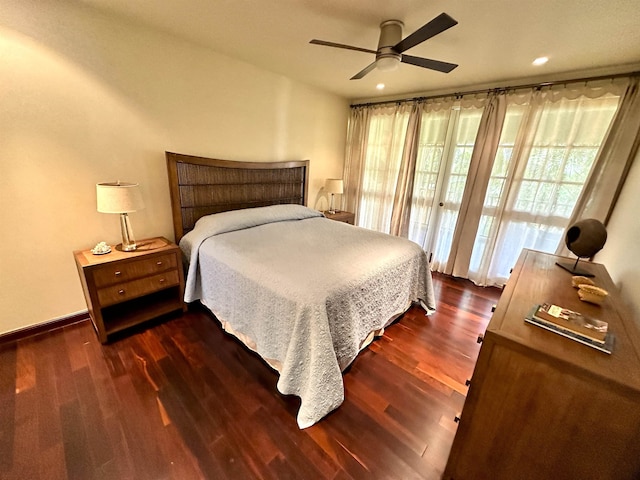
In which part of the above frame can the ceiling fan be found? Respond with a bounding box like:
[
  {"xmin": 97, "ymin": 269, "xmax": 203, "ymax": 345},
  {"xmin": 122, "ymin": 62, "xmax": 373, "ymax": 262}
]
[{"xmin": 310, "ymin": 12, "xmax": 458, "ymax": 80}]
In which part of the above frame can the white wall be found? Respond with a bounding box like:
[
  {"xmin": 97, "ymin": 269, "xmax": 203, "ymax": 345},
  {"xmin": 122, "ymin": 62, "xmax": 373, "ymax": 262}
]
[
  {"xmin": 0, "ymin": 1, "xmax": 349, "ymax": 334},
  {"xmin": 598, "ymin": 148, "xmax": 640, "ymax": 324}
]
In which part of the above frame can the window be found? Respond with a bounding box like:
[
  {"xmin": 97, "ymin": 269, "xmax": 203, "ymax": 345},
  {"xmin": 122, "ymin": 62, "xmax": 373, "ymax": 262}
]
[
  {"xmin": 468, "ymin": 93, "xmax": 620, "ymax": 284},
  {"xmin": 346, "ymin": 82, "xmax": 623, "ymax": 287}
]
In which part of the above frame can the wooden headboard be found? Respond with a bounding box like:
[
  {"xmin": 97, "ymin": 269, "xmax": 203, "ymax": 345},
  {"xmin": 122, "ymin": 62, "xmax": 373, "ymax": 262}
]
[{"xmin": 166, "ymin": 152, "xmax": 310, "ymax": 241}]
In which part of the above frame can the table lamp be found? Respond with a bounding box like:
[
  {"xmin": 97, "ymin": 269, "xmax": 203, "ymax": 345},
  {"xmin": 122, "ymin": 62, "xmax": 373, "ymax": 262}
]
[
  {"xmin": 326, "ymin": 178, "xmax": 344, "ymax": 214},
  {"xmin": 96, "ymin": 181, "xmax": 145, "ymax": 251}
]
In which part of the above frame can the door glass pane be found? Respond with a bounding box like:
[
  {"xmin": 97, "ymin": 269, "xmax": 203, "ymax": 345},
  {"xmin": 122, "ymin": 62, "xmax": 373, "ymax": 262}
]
[
  {"xmin": 409, "ymin": 107, "xmax": 483, "ymax": 270},
  {"xmin": 407, "ymin": 109, "xmax": 451, "ymax": 247}
]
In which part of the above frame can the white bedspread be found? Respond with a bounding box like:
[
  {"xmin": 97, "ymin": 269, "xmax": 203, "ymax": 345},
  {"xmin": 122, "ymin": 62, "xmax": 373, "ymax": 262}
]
[{"xmin": 180, "ymin": 205, "xmax": 435, "ymax": 428}]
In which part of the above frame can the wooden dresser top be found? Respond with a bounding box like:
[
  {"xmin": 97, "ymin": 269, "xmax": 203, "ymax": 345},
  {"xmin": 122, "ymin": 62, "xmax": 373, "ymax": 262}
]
[{"xmin": 488, "ymin": 249, "xmax": 640, "ymax": 391}]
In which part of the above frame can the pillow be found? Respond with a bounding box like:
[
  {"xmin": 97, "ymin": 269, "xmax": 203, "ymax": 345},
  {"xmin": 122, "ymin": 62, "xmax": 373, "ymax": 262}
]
[{"xmin": 190, "ymin": 204, "xmax": 323, "ymax": 238}]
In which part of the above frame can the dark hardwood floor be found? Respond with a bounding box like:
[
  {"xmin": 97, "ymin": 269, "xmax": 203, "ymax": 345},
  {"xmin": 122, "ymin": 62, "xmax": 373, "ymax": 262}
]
[{"xmin": 0, "ymin": 273, "xmax": 501, "ymax": 480}]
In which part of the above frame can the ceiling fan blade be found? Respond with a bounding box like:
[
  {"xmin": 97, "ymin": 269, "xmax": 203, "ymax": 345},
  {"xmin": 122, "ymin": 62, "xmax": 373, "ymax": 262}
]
[
  {"xmin": 350, "ymin": 61, "xmax": 378, "ymax": 80},
  {"xmin": 393, "ymin": 13, "xmax": 458, "ymax": 53},
  {"xmin": 309, "ymin": 39, "xmax": 377, "ymax": 55},
  {"xmin": 401, "ymin": 54, "xmax": 458, "ymax": 73}
]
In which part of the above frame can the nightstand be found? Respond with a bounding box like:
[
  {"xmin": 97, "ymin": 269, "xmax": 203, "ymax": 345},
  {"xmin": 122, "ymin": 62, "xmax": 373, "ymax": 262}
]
[
  {"xmin": 74, "ymin": 236, "xmax": 186, "ymax": 343},
  {"xmin": 324, "ymin": 211, "xmax": 355, "ymax": 225}
]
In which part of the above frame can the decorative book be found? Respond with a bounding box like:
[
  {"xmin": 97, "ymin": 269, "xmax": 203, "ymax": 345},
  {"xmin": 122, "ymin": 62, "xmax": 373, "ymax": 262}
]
[
  {"xmin": 525, "ymin": 305, "xmax": 613, "ymax": 354},
  {"xmin": 533, "ymin": 303, "xmax": 608, "ymax": 342}
]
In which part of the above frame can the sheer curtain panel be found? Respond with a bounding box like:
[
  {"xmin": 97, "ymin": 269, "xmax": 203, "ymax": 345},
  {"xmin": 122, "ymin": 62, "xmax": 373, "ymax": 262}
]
[
  {"xmin": 354, "ymin": 103, "xmax": 412, "ymax": 233},
  {"xmin": 563, "ymin": 77, "xmax": 640, "ymax": 234}
]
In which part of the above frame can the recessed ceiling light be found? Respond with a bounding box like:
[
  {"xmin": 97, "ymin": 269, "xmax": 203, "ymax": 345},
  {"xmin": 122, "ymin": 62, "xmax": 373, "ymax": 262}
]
[
  {"xmin": 376, "ymin": 83, "xmax": 385, "ymax": 90},
  {"xmin": 532, "ymin": 56, "xmax": 549, "ymax": 66}
]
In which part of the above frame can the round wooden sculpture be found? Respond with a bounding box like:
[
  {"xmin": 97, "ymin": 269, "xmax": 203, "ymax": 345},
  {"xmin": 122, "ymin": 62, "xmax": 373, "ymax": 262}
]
[
  {"xmin": 556, "ymin": 218, "xmax": 607, "ymax": 277},
  {"xmin": 565, "ymin": 218, "xmax": 607, "ymax": 258}
]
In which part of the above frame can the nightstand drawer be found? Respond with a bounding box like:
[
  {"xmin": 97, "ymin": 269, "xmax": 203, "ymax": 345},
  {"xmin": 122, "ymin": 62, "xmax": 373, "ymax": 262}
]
[
  {"xmin": 97, "ymin": 270, "xmax": 180, "ymax": 306},
  {"xmin": 93, "ymin": 253, "xmax": 177, "ymax": 287}
]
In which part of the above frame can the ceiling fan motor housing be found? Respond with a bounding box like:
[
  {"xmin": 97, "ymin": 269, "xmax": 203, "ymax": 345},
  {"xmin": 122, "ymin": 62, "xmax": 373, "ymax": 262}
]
[{"xmin": 377, "ymin": 20, "xmax": 403, "ymax": 70}]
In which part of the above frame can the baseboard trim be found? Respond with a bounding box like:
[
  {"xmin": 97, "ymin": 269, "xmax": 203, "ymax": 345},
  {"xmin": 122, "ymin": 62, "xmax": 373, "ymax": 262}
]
[{"xmin": 0, "ymin": 311, "xmax": 90, "ymax": 344}]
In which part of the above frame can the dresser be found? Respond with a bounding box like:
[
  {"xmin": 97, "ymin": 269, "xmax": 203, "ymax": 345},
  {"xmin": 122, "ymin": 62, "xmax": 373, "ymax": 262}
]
[
  {"xmin": 444, "ymin": 249, "xmax": 640, "ymax": 479},
  {"xmin": 74, "ymin": 237, "xmax": 186, "ymax": 343}
]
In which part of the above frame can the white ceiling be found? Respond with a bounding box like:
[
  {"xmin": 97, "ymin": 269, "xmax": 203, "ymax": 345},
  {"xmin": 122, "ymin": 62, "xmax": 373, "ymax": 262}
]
[{"xmin": 80, "ymin": 0, "xmax": 640, "ymax": 102}]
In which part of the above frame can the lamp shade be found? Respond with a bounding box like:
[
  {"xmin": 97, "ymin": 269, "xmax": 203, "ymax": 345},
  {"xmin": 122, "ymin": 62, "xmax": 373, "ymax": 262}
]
[
  {"xmin": 325, "ymin": 179, "xmax": 344, "ymax": 195},
  {"xmin": 96, "ymin": 182, "xmax": 145, "ymax": 213}
]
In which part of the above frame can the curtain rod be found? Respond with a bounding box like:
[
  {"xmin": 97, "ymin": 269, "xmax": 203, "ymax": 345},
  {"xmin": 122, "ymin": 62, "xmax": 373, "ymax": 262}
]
[{"xmin": 350, "ymin": 70, "xmax": 640, "ymax": 108}]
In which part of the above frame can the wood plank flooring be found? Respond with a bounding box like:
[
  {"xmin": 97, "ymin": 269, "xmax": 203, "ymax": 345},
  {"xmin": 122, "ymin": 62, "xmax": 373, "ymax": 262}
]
[{"xmin": 0, "ymin": 273, "xmax": 501, "ymax": 479}]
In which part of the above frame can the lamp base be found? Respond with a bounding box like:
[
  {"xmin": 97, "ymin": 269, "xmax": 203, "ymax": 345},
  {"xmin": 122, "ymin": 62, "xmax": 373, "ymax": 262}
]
[
  {"xmin": 555, "ymin": 260, "xmax": 595, "ymax": 277},
  {"xmin": 115, "ymin": 243, "xmax": 136, "ymax": 252},
  {"xmin": 120, "ymin": 243, "xmax": 137, "ymax": 252},
  {"xmin": 119, "ymin": 212, "xmax": 137, "ymax": 252}
]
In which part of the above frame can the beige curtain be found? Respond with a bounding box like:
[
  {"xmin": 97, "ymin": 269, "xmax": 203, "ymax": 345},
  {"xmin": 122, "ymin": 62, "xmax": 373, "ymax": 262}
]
[
  {"xmin": 447, "ymin": 93, "xmax": 507, "ymax": 277},
  {"xmin": 390, "ymin": 104, "xmax": 422, "ymax": 237},
  {"xmin": 343, "ymin": 107, "xmax": 370, "ymax": 220},
  {"xmin": 561, "ymin": 76, "xmax": 640, "ymax": 244}
]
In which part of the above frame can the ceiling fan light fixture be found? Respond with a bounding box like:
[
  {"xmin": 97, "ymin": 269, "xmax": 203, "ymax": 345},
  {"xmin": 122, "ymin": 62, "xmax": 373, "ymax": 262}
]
[{"xmin": 377, "ymin": 54, "xmax": 401, "ymax": 72}]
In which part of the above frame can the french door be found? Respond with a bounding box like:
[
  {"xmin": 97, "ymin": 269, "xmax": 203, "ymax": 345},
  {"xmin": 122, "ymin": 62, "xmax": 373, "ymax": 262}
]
[{"xmin": 408, "ymin": 106, "xmax": 483, "ymax": 271}]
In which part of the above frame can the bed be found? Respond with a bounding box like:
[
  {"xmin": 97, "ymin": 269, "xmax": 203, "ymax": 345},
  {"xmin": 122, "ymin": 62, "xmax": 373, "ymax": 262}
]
[{"xmin": 166, "ymin": 152, "xmax": 436, "ymax": 428}]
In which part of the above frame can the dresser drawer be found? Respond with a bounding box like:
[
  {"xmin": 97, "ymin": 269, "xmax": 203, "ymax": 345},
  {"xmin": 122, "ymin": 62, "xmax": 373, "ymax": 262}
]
[
  {"xmin": 97, "ymin": 270, "xmax": 180, "ymax": 306},
  {"xmin": 93, "ymin": 253, "xmax": 177, "ymax": 287}
]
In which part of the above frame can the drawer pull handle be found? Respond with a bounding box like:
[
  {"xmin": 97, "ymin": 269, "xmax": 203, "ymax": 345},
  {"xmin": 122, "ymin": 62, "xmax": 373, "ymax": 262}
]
[
  {"xmin": 156, "ymin": 261, "xmax": 163, "ymax": 266},
  {"xmin": 118, "ymin": 289, "xmax": 125, "ymax": 295},
  {"xmin": 159, "ymin": 278, "xmax": 166, "ymax": 283},
  {"xmin": 115, "ymin": 271, "xmax": 121, "ymax": 276}
]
